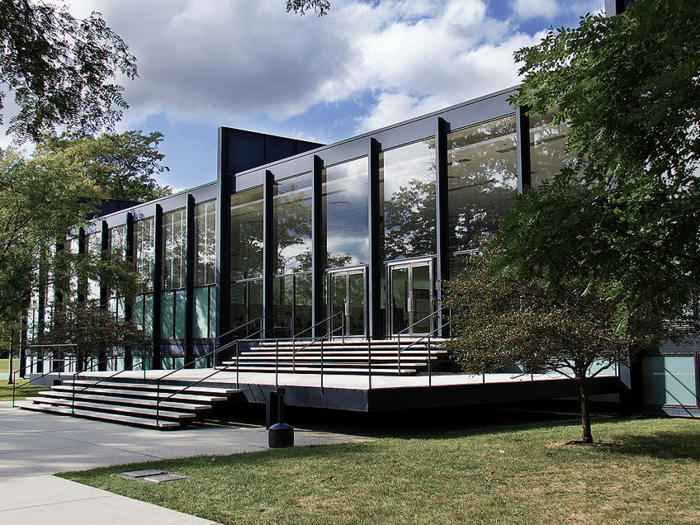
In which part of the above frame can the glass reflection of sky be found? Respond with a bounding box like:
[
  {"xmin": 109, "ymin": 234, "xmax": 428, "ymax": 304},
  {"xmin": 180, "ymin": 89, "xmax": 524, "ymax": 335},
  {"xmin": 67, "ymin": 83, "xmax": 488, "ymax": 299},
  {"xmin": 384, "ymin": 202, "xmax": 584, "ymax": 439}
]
[{"xmin": 324, "ymin": 157, "xmax": 369, "ymax": 268}]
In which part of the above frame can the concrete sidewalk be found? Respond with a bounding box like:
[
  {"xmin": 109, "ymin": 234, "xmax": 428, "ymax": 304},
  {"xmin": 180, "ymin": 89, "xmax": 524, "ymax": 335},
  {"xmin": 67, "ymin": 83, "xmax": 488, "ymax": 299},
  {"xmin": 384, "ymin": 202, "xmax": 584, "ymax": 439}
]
[{"xmin": 0, "ymin": 401, "xmax": 371, "ymax": 524}]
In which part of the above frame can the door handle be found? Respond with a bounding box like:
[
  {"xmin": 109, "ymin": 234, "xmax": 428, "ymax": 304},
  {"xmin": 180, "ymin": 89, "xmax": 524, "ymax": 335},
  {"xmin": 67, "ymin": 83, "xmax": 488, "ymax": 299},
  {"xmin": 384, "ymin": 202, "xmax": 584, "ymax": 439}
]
[
  {"xmin": 408, "ymin": 296, "xmax": 414, "ymax": 313},
  {"xmin": 345, "ymin": 301, "xmax": 350, "ymax": 317}
]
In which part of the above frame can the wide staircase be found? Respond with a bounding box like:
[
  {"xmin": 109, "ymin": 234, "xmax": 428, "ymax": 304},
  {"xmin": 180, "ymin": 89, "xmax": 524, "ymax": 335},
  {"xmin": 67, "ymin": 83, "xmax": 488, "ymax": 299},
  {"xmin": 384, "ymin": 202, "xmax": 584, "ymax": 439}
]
[
  {"xmin": 217, "ymin": 337, "xmax": 451, "ymax": 376},
  {"xmin": 19, "ymin": 379, "xmax": 240, "ymax": 429}
]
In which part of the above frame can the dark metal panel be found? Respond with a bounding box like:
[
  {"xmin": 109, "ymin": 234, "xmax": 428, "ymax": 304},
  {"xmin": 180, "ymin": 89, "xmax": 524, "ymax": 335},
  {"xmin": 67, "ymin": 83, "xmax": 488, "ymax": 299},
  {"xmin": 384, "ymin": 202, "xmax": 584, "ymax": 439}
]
[
  {"xmin": 516, "ymin": 106, "xmax": 531, "ymax": 193},
  {"xmin": 100, "ymin": 220, "xmax": 109, "ymax": 308},
  {"xmin": 216, "ymin": 127, "xmax": 233, "ymax": 339},
  {"xmin": 368, "ymin": 138, "xmax": 381, "ymax": 340},
  {"xmin": 435, "ymin": 117, "xmax": 449, "ymax": 322},
  {"xmin": 153, "ymin": 204, "xmax": 163, "ymax": 369},
  {"xmin": 185, "ymin": 194, "xmax": 196, "ymax": 367},
  {"xmin": 77, "ymin": 228, "xmax": 86, "ymax": 303},
  {"xmin": 311, "ymin": 155, "xmax": 325, "ymax": 337},
  {"xmin": 124, "ymin": 212, "xmax": 134, "ymax": 370},
  {"xmin": 262, "ymin": 170, "xmax": 275, "ymax": 337},
  {"xmin": 366, "ymin": 375, "xmax": 619, "ymax": 412}
]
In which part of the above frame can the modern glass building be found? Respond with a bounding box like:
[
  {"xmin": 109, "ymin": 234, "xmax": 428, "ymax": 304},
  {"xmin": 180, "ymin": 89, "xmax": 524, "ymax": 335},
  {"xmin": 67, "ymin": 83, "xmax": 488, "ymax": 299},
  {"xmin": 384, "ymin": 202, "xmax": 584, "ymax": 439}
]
[{"xmin": 22, "ymin": 84, "xmax": 700, "ymax": 418}]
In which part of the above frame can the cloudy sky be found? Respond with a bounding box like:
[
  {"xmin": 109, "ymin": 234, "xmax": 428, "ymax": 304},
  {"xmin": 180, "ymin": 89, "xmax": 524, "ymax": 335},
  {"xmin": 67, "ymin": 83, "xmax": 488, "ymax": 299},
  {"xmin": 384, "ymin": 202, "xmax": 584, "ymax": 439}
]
[{"xmin": 59, "ymin": 0, "xmax": 602, "ymax": 191}]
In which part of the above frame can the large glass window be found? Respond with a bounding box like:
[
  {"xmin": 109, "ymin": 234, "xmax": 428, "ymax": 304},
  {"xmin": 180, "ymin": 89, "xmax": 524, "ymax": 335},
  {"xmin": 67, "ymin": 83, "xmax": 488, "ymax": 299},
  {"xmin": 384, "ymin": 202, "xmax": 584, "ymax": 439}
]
[
  {"xmin": 274, "ymin": 173, "xmax": 312, "ymax": 274},
  {"xmin": 642, "ymin": 355, "xmax": 697, "ymax": 407},
  {"xmin": 134, "ymin": 218, "xmax": 155, "ymax": 294},
  {"xmin": 529, "ymin": 109, "xmax": 575, "ymax": 188},
  {"xmin": 379, "ymin": 139, "xmax": 436, "ymax": 263},
  {"xmin": 107, "ymin": 225, "xmax": 127, "ymax": 321},
  {"xmin": 322, "ymin": 157, "xmax": 369, "ymax": 269},
  {"xmin": 161, "ymin": 209, "xmax": 186, "ymax": 341},
  {"xmin": 231, "ymin": 187, "xmax": 264, "ymax": 281},
  {"xmin": 447, "ymin": 115, "xmax": 518, "ymax": 273},
  {"xmin": 134, "ymin": 218, "xmax": 154, "ymax": 337},
  {"xmin": 195, "ymin": 201, "xmax": 216, "ymax": 286},
  {"xmin": 193, "ymin": 201, "xmax": 217, "ymax": 340},
  {"xmin": 85, "ymin": 232, "xmax": 101, "ymax": 301}
]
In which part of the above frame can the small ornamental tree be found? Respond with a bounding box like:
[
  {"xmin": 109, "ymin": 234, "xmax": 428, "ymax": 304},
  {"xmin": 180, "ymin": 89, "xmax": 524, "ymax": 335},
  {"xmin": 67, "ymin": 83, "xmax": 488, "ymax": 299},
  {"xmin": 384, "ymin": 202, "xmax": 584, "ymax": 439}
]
[
  {"xmin": 38, "ymin": 301, "xmax": 143, "ymax": 371},
  {"xmin": 444, "ymin": 244, "xmax": 675, "ymax": 444}
]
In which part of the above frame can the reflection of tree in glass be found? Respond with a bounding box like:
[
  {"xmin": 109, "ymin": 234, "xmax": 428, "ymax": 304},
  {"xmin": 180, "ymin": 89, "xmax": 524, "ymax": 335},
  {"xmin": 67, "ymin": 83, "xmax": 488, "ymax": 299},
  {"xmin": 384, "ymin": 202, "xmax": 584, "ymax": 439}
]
[
  {"xmin": 230, "ymin": 191, "xmax": 263, "ymax": 280},
  {"xmin": 383, "ymin": 178, "xmax": 436, "ymax": 261},
  {"xmin": 447, "ymin": 115, "xmax": 518, "ymax": 253},
  {"xmin": 529, "ymin": 110, "xmax": 576, "ymax": 188},
  {"xmin": 274, "ymin": 184, "xmax": 312, "ymax": 273},
  {"xmin": 294, "ymin": 251, "xmax": 353, "ymax": 273}
]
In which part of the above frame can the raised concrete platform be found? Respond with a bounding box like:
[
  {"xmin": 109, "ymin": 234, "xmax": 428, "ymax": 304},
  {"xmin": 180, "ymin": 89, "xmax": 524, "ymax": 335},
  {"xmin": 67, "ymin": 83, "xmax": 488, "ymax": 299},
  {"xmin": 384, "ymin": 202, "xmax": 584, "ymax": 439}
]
[{"xmin": 28, "ymin": 368, "xmax": 620, "ymax": 412}]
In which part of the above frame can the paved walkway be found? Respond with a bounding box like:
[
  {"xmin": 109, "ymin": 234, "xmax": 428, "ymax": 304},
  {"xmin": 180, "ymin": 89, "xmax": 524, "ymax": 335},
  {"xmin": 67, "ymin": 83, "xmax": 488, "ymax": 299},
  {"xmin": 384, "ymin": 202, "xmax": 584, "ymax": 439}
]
[{"xmin": 0, "ymin": 401, "xmax": 370, "ymax": 524}]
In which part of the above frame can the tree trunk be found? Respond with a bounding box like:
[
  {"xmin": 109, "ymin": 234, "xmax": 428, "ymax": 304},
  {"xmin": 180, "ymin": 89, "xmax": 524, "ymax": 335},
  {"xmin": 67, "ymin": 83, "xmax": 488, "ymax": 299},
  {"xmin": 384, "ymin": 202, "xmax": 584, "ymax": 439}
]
[{"xmin": 578, "ymin": 375, "xmax": 593, "ymax": 444}]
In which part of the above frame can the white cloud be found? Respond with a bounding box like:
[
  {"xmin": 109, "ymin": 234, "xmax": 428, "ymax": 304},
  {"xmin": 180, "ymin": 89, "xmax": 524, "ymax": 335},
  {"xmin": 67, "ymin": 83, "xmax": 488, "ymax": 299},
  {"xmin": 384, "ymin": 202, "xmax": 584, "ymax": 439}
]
[
  {"xmin": 30, "ymin": 0, "xmax": 593, "ymax": 141},
  {"xmin": 511, "ymin": 0, "xmax": 602, "ymax": 21}
]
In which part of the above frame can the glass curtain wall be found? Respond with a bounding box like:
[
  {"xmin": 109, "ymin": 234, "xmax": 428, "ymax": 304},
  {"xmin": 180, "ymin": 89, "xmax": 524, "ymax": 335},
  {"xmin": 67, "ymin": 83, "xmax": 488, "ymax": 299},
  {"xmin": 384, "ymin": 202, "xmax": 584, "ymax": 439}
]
[
  {"xmin": 447, "ymin": 115, "xmax": 519, "ymax": 275},
  {"xmin": 530, "ymin": 109, "xmax": 574, "ymax": 187},
  {"xmin": 107, "ymin": 226, "xmax": 126, "ymax": 322},
  {"xmin": 85, "ymin": 232, "xmax": 101, "ymax": 302},
  {"xmin": 133, "ymin": 217, "xmax": 155, "ymax": 368},
  {"xmin": 193, "ymin": 201, "xmax": 217, "ymax": 347},
  {"xmin": 272, "ymin": 172, "xmax": 312, "ymax": 336},
  {"xmin": 161, "ymin": 209, "xmax": 186, "ymax": 368},
  {"xmin": 378, "ymin": 139, "xmax": 436, "ymax": 334},
  {"xmin": 230, "ymin": 187, "xmax": 263, "ymax": 332},
  {"xmin": 106, "ymin": 226, "xmax": 127, "ymax": 371},
  {"xmin": 322, "ymin": 157, "xmax": 369, "ymax": 269}
]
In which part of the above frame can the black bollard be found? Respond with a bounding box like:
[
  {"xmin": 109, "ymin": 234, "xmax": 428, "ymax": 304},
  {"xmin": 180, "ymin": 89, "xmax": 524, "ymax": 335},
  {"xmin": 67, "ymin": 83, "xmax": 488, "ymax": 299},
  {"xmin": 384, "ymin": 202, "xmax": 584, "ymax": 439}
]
[{"xmin": 268, "ymin": 387, "xmax": 294, "ymax": 448}]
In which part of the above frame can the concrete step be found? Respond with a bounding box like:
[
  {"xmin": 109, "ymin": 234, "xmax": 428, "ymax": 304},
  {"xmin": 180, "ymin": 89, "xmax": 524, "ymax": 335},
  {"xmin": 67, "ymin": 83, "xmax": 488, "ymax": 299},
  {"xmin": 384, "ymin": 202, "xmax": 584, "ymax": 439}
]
[
  {"xmin": 26, "ymin": 397, "xmax": 197, "ymax": 420},
  {"xmin": 18, "ymin": 403, "xmax": 181, "ymax": 429},
  {"xmin": 216, "ymin": 365, "xmax": 417, "ymax": 375},
  {"xmin": 65, "ymin": 380, "xmax": 237, "ymax": 396},
  {"xmin": 51, "ymin": 385, "xmax": 228, "ymax": 403},
  {"xmin": 33, "ymin": 390, "xmax": 213, "ymax": 411}
]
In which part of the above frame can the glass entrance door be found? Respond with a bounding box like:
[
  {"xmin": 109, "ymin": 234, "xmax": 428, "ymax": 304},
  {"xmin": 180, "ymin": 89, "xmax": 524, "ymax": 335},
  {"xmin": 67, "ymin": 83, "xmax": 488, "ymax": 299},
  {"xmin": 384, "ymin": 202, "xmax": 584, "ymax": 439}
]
[
  {"xmin": 388, "ymin": 259, "xmax": 434, "ymax": 336},
  {"xmin": 327, "ymin": 267, "xmax": 366, "ymax": 337}
]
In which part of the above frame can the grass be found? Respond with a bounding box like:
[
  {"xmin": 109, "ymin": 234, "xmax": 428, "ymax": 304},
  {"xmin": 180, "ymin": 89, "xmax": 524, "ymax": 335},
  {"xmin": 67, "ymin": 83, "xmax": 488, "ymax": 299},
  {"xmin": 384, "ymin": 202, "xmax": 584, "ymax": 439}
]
[
  {"xmin": 0, "ymin": 379, "xmax": 45, "ymax": 401},
  {"xmin": 59, "ymin": 418, "xmax": 700, "ymax": 524},
  {"xmin": 0, "ymin": 358, "xmax": 19, "ymax": 375}
]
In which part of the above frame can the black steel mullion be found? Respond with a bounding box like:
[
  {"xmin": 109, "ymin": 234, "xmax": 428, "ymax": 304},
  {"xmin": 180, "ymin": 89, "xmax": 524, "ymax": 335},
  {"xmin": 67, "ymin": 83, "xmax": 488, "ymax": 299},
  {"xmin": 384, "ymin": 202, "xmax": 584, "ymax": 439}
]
[
  {"xmin": 516, "ymin": 106, "xmax": 531, "ymax": 193},
  {"xmin": 99, "ymin": 220, "xmax": 108, "ymax": 309},
  {"xmin": 262, "ymin": 170, "xmax": 275, "ymax": 338},
  {"xmin": 153, "ymin": 204, "xmax": 163, "ymax": 369},
  {"xmin": 216, "ymin": 127, "xmax": 233, "ymax": 340},
  {"xmin": 311, "ymin": 155, "xmax": 325, "ymax": 338},
  {"xmin": 435, "ymin": 117, "xmax": 449, "ymax": 336},
  {"xmin": 368, "ymin": 137, "xmax": 381, "ymax": 340},
  {"xmin": 185, "ymin": 195, "xmax": 196, "ymax": 367}
]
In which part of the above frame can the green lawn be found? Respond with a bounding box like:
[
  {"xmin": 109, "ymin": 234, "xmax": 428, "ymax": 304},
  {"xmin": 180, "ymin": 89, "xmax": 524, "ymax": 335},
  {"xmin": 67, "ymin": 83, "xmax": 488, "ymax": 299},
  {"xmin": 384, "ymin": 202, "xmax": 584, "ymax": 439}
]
[
  {"xmin": 60, "ymin": 418, "xmax": 700, "ymax": 524},
  {"xmin": 0, "ymin": 379, "xmax": 45, "ymax": 401}
]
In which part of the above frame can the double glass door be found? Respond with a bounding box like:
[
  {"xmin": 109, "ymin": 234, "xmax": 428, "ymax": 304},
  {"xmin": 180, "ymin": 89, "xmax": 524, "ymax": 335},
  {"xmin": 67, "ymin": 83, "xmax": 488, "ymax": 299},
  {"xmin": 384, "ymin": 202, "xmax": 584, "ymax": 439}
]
[
  {"xmin": 328, "ymin": 267, "xmax": 366, "ymax": 337},
  {"xmin": 388, "ymin": 259, "xmax": 433, "ymax": 336}
]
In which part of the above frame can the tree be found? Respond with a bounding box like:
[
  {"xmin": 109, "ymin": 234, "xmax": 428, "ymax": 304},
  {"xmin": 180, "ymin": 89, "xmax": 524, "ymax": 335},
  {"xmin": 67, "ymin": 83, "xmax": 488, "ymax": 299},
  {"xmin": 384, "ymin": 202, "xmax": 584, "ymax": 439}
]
[
  {"xmin": 500, "ymin": 0, "xmax": 700, "ymax": 326},
  {"xmin": 444, "ymin": 244, "xmax": 673, "ymax": 443},
  {"xmin": 37, "ymin": 131, "xmax": 171, "ymax": 203},
  {"xmin": 286, "ymin": 0, "xmax": 330, "ymax": 16},
  {"xmin": 38, "ymin": 301, "xmax": 143, "ymax": 370},
  {"xmin": 0, "ymin": 0, "xmax": 137, "ymax": 143}
]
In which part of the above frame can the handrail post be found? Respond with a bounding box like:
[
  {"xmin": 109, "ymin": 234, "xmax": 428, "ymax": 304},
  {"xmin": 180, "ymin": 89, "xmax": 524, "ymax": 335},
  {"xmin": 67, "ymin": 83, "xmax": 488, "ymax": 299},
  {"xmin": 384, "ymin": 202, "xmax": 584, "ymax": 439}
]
[
  {"xmin": 320, "ymin": 336, "xmax": 324, "ymax": 395},
  {"xmin": 367, "ymin": 338, "xmax": 372, "ymax": 391},
  {"xmin": 428, "ymin": 334, "xmax": 432, "ymax": 388},
  {"xmin": 397, "ymin": 333, "xmax": 401, "ymax": 375},
  {"xmin": 275, "ymin": 339, "xmax": 279, "ymax": 388},
  {"xmin": 236, "ymin": 341, "xmax": 240, "ymax": 390}
]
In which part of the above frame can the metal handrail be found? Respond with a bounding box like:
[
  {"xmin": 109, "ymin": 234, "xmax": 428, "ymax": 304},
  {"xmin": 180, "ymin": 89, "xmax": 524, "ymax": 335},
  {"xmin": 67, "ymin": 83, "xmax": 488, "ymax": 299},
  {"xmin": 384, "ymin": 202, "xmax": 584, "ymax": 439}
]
[
  {"xmin": 11, "ymin": 344, "xmax": 78, "ymax": 407},
  {"xmin": 291, "ymin": 310, "xmax": 344, "ymax": 371},
  {"xmin": 397, "ymin": 321, "xmax": 450, "ymax": 384},
  {"xmin": 69, "ymin": 340, "xmax": 153, "ymax": 414},
  {"xmin": 396, "ymin": 306, "xmax": 448, "ymax": 338}
]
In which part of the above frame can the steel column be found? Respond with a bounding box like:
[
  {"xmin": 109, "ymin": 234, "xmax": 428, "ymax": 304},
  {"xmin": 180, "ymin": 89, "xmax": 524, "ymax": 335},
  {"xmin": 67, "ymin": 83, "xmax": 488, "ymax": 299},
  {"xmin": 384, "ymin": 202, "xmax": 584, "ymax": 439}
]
[
  {"xmin": 262, "ymin": 170, "xmax": 275, "ymax": 338},
  {"xmin": 516, "ymin": 106, "xmax": 531, "ymax": 193},
  {"xmin": 367, "ymin": 138, "xmax": 381, "ymax": 340}
]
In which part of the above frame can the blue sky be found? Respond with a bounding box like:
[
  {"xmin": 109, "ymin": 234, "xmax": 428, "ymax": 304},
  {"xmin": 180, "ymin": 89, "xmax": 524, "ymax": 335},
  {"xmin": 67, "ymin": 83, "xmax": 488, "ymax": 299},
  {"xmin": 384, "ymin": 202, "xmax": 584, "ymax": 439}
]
[{"xmin": 11, "ymin": 0, "xmax": 604, "ymax": 192}]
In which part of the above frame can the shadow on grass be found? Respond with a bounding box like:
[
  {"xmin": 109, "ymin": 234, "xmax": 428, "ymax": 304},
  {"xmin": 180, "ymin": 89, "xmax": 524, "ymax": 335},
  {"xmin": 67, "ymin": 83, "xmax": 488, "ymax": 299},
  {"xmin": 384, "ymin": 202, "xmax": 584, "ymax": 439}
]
[{"xmin": 599, "ymin": 429, "xmax": 700, "ymax": 461}]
